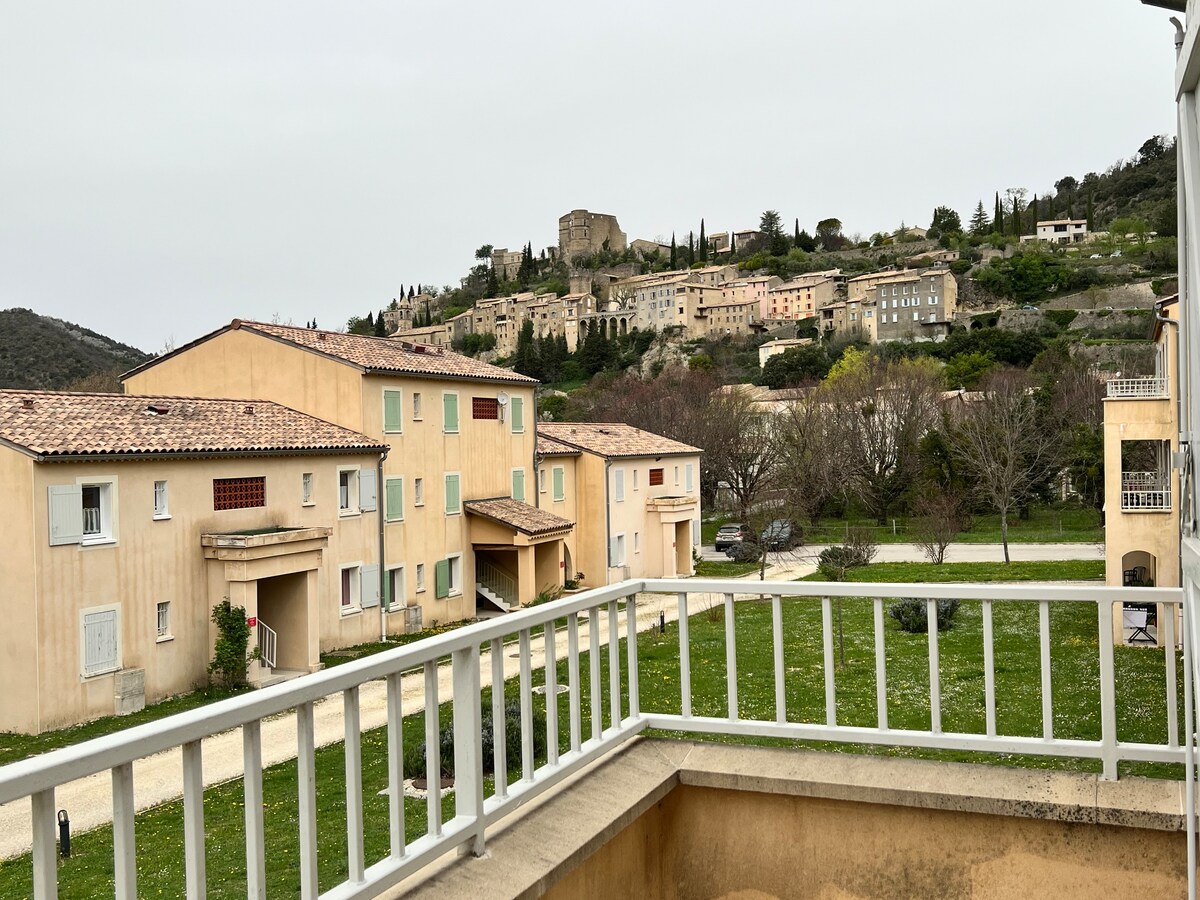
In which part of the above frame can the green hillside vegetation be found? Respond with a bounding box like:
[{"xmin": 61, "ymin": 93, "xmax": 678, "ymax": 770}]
[{"xmin": 0, "ymin": 308, "xmax": 152, "ymax": 391}]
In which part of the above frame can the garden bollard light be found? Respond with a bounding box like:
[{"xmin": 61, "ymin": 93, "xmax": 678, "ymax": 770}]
[{"xmin": 58, "ymin": 809, "xmax": 70, "ymax": 857}]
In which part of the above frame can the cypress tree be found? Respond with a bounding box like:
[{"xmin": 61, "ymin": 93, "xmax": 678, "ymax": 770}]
[
  {"xmin": 670, "ymin": 233, "xmax": 677, "ymax": 268},
  {"xmin": 993, "ymin": 192, "xmax": 1003, "ymax": 234},
  {"xmin": 375, "ymin": 310, "xmax": 388, "ymax": 337},
  {"xmin": 411, "ymin": 285, "xmax": 417, "ymax": 299},
  {"xmin": 794, "ymin": 219, "xmax": 801, "ymax": 247},
  {"xmin": 699, "ymin": 219, "xmax": 707, "ymax": 262},
  {"xmin": 687, "ymin": 231, "xmax": 695, "ymax": 266},
  {"xmin": 730, "ymin": 232, "xmax": 737, "ymax": 255},
  {"xmin": 425, "ymin": 299, "xmax": 432, "ymax": 326}
]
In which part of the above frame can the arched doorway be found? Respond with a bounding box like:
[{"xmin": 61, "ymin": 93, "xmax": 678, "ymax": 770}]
[{"xmin": 1119, "ymin": 550, "xmax": 1160, "ymax": 646}]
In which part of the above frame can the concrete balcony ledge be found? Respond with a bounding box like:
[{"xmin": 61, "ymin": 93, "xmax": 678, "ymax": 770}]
[
  {"xmin": 645, "ymin": 495, "xmax": 697, "ymax": 511},
  {"xmin": 389, "ymin": 738, "xmax": 1185, "ymax": 899},
  {"xmin": 201, "ymin": 526, "xmax": 332, "ymax": 549}
]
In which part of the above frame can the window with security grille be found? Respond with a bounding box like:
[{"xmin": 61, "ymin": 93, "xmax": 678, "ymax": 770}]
[
  {"xmin": 472, "ymin": 397, "xmax": 499, "ymax": 420},
  {"xmin": 213, "ymin": 477, "xmax": 266, "ymax": 511}
]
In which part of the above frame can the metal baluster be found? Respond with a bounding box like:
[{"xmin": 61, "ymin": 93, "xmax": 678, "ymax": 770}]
[
  {"xmin": 31, "ymin": 788, "xmax": 56, "ymax": 900},
  {"xmin": 1039, "ymin": 601, "xmax": 1053, "ymax": 740},
  {"xmin": 567, "ymin": 615, "xmax": 582, "ymax": 752},
  {"xmin": 544, "ymin": 625, "xmax": 559, "ymax": 765},
  {"xmin": 772, "ymin": 594, "xmax": 786, "ymax": 724},
  {"xmin": 243, "ymin": 721, "xmax": 266, "ymax": 898},
  {"xmin": 626, "ymin": 595, "xmax": 640, "ymax": 719},
  {"xmin": 1165, "ymin": 600, "xmax": 1180, "ymax": 747},
  {"xmin": 724, "ymin": 593, "xmax": 738, "ymax": 720},
  {"xmin": 386, "ymin": 672, "xmax": 405, "ymax": 859},
  {"xmin": 519, "ymin": 630, "xmax": 534, "ymax": 780},
  {"xmin": 821, "ymin": 597, "xmax": 836, "ymax": 726},
  {"xmin": 491, "ymin": 638, "xmax": 508, "ymax": 799},
  {"xmin": 608, "ymin": 600, "xmax": 621, "ymax": 728},
  {"xmin": 1098, "ymin": 600, "xmax": 1118, "ymax": 779},
  {"xmin": 297, "ymin": 702, "xmax": 318, "ymax": 900},
  {"xmin": 588, "ymin": 608, "xmax": 602, "ymax": 741},
  {"xmin": 344, "ymin": 687, "xmax": 365, "ymax": 883},
  {"xmin": 983, "ymin": 599, "xmax": 997, "ymax": 737},
  {"xmin": 452, "ymin": 646, "xmax": 485, "ymax": 856}
]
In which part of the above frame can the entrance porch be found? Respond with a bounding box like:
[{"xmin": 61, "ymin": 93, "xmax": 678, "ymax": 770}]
[{"xmin": 464, "ymin": 498, "xmax": 574, "ymax": 612}]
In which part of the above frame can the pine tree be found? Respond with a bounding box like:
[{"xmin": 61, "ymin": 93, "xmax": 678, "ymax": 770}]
[
  {"xmin": 670, "ymin": 233, "xmax": 677, "ymax": 268},
  {"xmin": 699, "ymin": 219, "xmax": 707, "ymax": 262},
  {"xmin": 969, "ymin": 200, "xmax": 989, "ymax": 235},
  {"xmin": 993, "ymin": 193, "xmax": 1003, "ymax": 234}
]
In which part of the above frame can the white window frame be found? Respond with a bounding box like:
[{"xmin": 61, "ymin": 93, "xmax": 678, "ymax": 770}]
[
  {"xmin": 444, "ymin": 472, "xmax": 461, "ymax": 515},
  {"xmin": 633, "ymin": 469, "xmax": 640, "ymax": 491},
  {"xmin": 447, "ymin": 553, "xmax": 463, "ymax": 597},
  {"xmin": 413, "ymin": 392, "xmax": 423, "ymax": 420},
  {"xmin": 538, "ymin": 467, "xmax": 547, "ymax": 494},
  {"xmin": 416, "ymin": 563, "xmax": 426, "ymax": 593},
  {"xmin": 615, "ymin": 533, "xmax": 627, "ymax": 567},
  {"xmin": 340, "ymin": 563, "xmax": 363, "ymax": 615},
  {"xmin": 80, "ymin": 603, "xmax": 121, "ymax": 678},
  {"xmin": 80, "ymin": 477, "xmax": 117, "ymax": 546},
  {"xmin": 156, "ymin": 601, "xmax": 172, "ymax": 642},
  {"xmin": 338, "ymin": 467, "xmax": 360, "ymax": 517},
  {"xmin": 674, "ymin": 465, "xmax": 680, "ymax": 486},
  {"xmin": 414, "ymin": 477, "xmax": 424, "ymax": 507},
  {"xmin": 302, "ymin": 472, "xmax": 314, "ymax": 506},
  {"xmin": 153, "ymin": 480, "xmax": 169, "ymax": 520},
  {"xmin": 382, "ymin": 388, "xmax": 404, "ymax": 434},
  {"xmin": 634, "ymin": 532, "xmax": 640, "ymax": 554}
]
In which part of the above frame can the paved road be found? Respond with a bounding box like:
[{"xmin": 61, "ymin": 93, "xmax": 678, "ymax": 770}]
[{"xmin": 0, "ymin": 540, "xmax": 1104, "ymax": 858}]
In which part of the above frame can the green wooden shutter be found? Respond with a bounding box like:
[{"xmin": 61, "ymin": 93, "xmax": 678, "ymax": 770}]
[
  {"xmin": 553, "ymin": 467, "xmax": 565, "ymax": 501},
  {"xmin": 382, "ymin": 568, "xmax": 392, "ymax": 609},
  {"xmin": 385, "ymin": 478, "xmax": 404, "ymax": 521},
  {"xmin": 435, "ymin": 559, "xmax": 450, "ymax": 599},
  {"xmin": 383, "ymin": 390, "xmax": 402, "ymax": 433},
  {"xmin": 443, "ymin": 393, "xmax": 459, "ymax": 432},
  {"xmin": 512, "ymin": 469, "xmax": 525, "ymax": 502},
  {"xmin": 510, "ymin": 396, "xmax": 524, "ymax": 433},
  {"xmin": 445, "ymin": 474, "xmax": 460, "ymax": 513}
]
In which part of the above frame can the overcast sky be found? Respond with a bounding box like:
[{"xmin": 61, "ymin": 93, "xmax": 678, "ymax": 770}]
[{"xmin": 0, "ymin": 1, "xmax": 1182, "ymax": 353}]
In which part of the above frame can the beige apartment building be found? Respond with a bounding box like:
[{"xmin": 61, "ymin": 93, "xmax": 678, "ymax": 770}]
[
  {"xmin": 1103, "ymin": 297, "xmax": 1179, "ymax": 646},
  {"xmin": 719, "ymin": 275, "xmax": 782, "ymax": 314},
  {"xmin": 122, "ymin": 321, "xmax": 566, "ymax": 627},
  {"xmin": 818, "ymin": 298, "xmax": 875, "ymax": 341},
  {"xmin": 767, "ymin": 272, "xmax": 840, "ymax": 320},
  {"xmin": 0, "ymin": 391, "xmax": 390, "ymax": 733},
  {"xmin": 536, "ymin": 424, "xmax": 701, "ymax": 585},
  {"xmin": 847, "ymin": 269, "xmax": 903, "ymax": 301},
  {"xmin": 699, "ymin": 298, "xmax": 762, "ymax": 338},
  {"xmin": 871, "ymin": 269, "xmax": 958, "ymax": 342}
]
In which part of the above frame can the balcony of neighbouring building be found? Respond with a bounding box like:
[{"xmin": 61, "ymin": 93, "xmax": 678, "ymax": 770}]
[
  {"xmin": 1107, "ymin": 376, "xmax": 1169, "ymax": 399},
  {"xmin": 1121, "ymin": 471, "xmax": 1173, "ymax": 511}
]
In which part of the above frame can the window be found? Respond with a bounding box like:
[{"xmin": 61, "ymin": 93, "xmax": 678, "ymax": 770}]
[
  {"xmin": 443, "ymin": 393, "xmax": 460, "ymax": 433},
  {"xmin": 338, "ymin": 469, "xmax": 358, "ymax": 515},
  {"xmin": 611, "ymin": 533, "xmax": 627, "ymax": 567},
  {"xmin": 511, "ymin": 396, "xmax": 525, "ymax": 433},
  {"xmin": 383, "ymin": 389, "xmax": 403, "ymax": 433},
  {"xmin": 553, "ymin": 466, "xmax": 565, "ymax": 502},
  {"xmin": 674, "ymin": 466, "xmax": 680, "ymax": 485},
  {"xmin": 414, "ymin": 477, "xmax": 424, "ymax": 506},
  {"xmin": 156, "ymin": 601, "xmax": 171, "ymax": 640},
  {"xmin": 302, "ymin": 472, "xmax": 314, "ymax": 505},
  {"xmin": 634, "ymin": 532, "xmax": 640, "ymax": 553},
  {"xmin": 385, "ymin": 477, "xmax": 404, "ymax": 522},
  {"xmin": 686, "ymin": 463, "xmax": 694, "ymax": 493},
  {"xmin": 444, "ymin": 473, "xmax": 461, "ymax": 515},
  {"xmin": 340, "ymin": 564, "xmax": 362, "ymax": 613},
  {"xmin": 214, "ymin": 477, "xmax": 265, "ymax": 511},
  {"xmin": 614, "ymin": 468, "xmax": 625, "ymax": 502},
  {"xmin": 632, "ymin": 469, "xmax": 639, "ymax": 491},
  {"xmin": 649, "ymin": 468, "xmax": 664, "ymax": 486},
  {"xmin": 385, "ymin": 566, "xmax": 405, "ymax": 610},
  {"xmin": 81, "ymin": 606, "xmax": 120, "ymax": 677},
  {"xmin": 153, "ymin": 480, "xmax": 169, "ymax": 519},
  {"xmin": 472, "ymin": 397, "xmax": 499, "ymax": 420},
  {"xmin": 416, "ymin": 563, "xmax": 426, "ymax": 593},
  {"xmin": 448, "ymin": 555, "xmax": 462, "ymax": 596},
  {"xmin": 512, "ymin": 468, "xmax": 526, "ymax": 502},
  {"xmin": 912, "ymin": 311, "xmax": 919, "ymax": 321},
  {"xmin": 413, "ymin": 392, "xmax": 423, "ymax": 420},
  {"xmin": 538, "ymin": 468, "xmax": 547, "ymax": 494},
  {"xmin": 48, "ymin": 480, "xmax": 116, "ymax": 546}
]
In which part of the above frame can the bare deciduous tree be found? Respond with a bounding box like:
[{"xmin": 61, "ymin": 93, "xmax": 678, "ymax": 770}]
[
  {"xmin": 775, "ymin": 389, "xmax": 846, "ymax": 525},
  {"xmin": 948, "ymin": 369, "xmax": 1059, "ymax": 563},
  {"xmin": 911, "ymin": 490, "xmax": 970, "ymax": 564}
]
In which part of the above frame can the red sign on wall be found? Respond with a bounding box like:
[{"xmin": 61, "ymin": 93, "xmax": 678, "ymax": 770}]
[{"xmin": 247, "ymin": 616, "xmax": 257, "ymax": 628}]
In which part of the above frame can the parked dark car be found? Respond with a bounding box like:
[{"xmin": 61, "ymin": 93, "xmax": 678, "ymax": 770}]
[
  {"xmin": 760, "ymin": 519, "xmax": 800, "ymax": 551},
  {"xmin": 714, "ymin": 523, "xmax": 747, "ymax": 551}
]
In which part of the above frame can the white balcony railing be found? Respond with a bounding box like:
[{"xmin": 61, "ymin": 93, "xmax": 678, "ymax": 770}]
[
  {"xmin": 1107, "ymin": 377, "xmax": 1168, "ymax": 399},
  {"xmin": 1122, "ymin": 489, "xmax": 1173, "ymax": 511},
  {"xmin": 0, "ymin": 579, "xmax": 1184, "ymax": 899}
]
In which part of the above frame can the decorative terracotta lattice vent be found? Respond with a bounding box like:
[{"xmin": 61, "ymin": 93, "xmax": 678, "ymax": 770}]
[
  {"xmin": 213, "ymin": 476, "xmax": 266, "ymax": 510},
  {"xmin": 472, "ymin": 397, "xmax": 499, "ymax": 420}
]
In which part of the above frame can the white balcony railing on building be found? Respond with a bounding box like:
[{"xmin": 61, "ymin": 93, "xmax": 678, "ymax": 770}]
[
  {"xmin": 0, "ymin": 579, "xmax": 1184, "ymax": 899},
  {"xmin": 81, "ymin": 507, "xmax": 101, "ymax": 536},
  {"xmin": 1107, "ymin": 377, "xmax": 1168, "ymax": 399}
]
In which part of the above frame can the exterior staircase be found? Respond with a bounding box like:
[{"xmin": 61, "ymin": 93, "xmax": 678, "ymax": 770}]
[{"xmin": 475, "ymin": 559, "xmax": 515, "ymax": 613}]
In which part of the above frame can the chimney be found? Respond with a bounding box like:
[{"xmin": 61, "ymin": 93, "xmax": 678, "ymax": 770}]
[
  {"xmin": 21, "ymin": 398, "xmax": 34, "ymax": 410},
  {"xmin": 317, "ymin": 332, "xmax": 327, "ymax": 342},
  {"xmin": 244, "ymin": 405, "xmax": 255, "ymax": 415}
]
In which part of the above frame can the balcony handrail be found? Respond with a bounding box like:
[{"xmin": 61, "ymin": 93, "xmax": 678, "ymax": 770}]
[
  {"xmin": 1121, "ymin": 489, "xmax": 1173, "ymax": 510},
  {"xmin": 1107, "ymin": 376, "xmax": 1168, "ymax": 398},
  {"xmin": 0, "ymin": 578, "xmax": 1185, "ymax": 899}
]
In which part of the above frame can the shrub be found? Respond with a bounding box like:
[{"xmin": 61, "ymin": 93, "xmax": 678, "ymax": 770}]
[
  {"xmin": 209, "ymin": 600, "xmax": 259, "ymax": 687},
  {"xmin": 405, "ymin": 700, "xmax": 548, "ymax": 779},
  {"xmin": 725, "ymin": 540, "xmax": 763, "ymax": 563},
  {"xmin": 888, "ymin": 598, "xmax": 961, "ymax": 633}
]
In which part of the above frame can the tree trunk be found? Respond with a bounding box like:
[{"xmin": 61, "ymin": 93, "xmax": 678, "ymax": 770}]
[{"xmin": 1000, "ymin": 511, "xmax": 1010, "ymax": 564}]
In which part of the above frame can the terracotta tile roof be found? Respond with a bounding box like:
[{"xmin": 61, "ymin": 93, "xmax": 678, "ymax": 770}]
[
  {"xmin": 0, "ymin": 390, "xmax": 386, "ymax": 459},
  {"xmin": 537, "ymin": 434, "xmax": 582, "ymax": 457},
  {"xmin": 122, "ymin": 320, "xmax": 536, "ymax": 385},
  {"xmin": 538, "ymin": 423, "xmax": 701, "ymax": 459},
  {"xmin": 463, "ymin": 498, "xmax": 573, "ymax": 536}
]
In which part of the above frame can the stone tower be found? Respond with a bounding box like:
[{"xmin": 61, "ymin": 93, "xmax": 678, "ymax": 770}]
[{"xmin": 382, "ymin": 293, "xmax": 415, "ymax": 335}]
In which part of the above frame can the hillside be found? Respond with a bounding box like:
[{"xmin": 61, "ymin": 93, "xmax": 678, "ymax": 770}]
[{"xmin": 0, "ymin": 308, "xmax": 151, "ymax": 391}]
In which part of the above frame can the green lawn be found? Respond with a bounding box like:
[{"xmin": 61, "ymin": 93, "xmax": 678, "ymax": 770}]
[
  {"xmin": 694, "ymin": 559, "xmax": 761, "ymax": 578},
  {"xmin": 798, "ymin": 560, "xmax": 1106, "ymax": 584},
  {"xmin": 801, "ymin": 505, "xmax": 1103, "ymax": 545},
  {"xmin": 0, "ymin": 559, "xmax": 1174, "ymax": 898}
]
